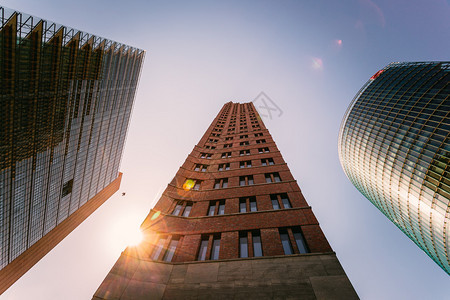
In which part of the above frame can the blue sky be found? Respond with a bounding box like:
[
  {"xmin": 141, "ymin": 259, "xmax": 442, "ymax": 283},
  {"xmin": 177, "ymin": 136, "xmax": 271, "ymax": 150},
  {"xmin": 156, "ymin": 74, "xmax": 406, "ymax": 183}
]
[{"xmin": 2, "ymin": 1, "xmax": 449, "ymax": 299}]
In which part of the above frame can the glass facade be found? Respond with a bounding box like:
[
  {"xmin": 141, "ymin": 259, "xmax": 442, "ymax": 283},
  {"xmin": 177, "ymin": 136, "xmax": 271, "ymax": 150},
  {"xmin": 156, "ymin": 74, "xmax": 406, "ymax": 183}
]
[
  {"xmin": 339, "ymin": 61, "xmax": 449, "ymax": 274},
  {"xmin": 0, "ymin": 7, "xmax": 144, "ymax": 270}
]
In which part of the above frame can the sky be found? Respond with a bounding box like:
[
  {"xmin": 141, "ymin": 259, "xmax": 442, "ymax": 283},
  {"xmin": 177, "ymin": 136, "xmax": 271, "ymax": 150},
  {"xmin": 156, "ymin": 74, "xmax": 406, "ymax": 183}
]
[{"xmin": 1, "ymin": 0, "xmax": 450, "ymax": 299}]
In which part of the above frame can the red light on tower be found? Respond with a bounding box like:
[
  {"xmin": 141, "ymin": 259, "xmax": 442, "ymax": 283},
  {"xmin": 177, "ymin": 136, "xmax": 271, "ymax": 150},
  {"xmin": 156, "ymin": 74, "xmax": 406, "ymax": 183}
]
[{"xmin": 370, "ymin": 69, "xmax": 384, "ymax": 80}]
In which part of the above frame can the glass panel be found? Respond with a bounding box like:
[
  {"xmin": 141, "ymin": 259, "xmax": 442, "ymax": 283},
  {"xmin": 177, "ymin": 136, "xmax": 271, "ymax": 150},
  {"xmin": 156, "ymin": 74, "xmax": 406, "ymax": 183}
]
[
  {"xmin": 182, "ymin": 205, "xmax": 192, "ymax": 217},
  {"xmin": 281, "ymin": 196, "xmax": 291, "ymax": 209},
  {"xmin": 240, "ymin": 201, "xmax": 247, "ymax": 213},
  {"xmin": 248, "ymin": 177, "xmax": 254, "ymax": 185},
  {"xmin": 193, "ymin": 183, "xmax": 200, "ymax": 190},
  {"xmin": 250, "ymin": 200, "xmax": 257, "ymax": 212},
  {"xmin": 222, "ymin": 180, "xmax": 228, "ymax": 188},
  {"xmin": 280, "ymin": 232, "xmax": 293, "ymax": 255},
  {"xmin": 253, "ymin": 234, "xmax": 263, "ymax": 257},
  {"xmin": 218, "ymin": 204, "xmax": 225, "ymax": 215},
  {"xmin": 240, "ymin": 178, "xmax": 245, "ymax": 186},
  {"xmin": 198, "ymin": 240, "xmax": 209, "ymax": 261},
  {"xmin": 240, "ymin": 236, "xmax": 248, "ymax": 258},
  {"xmin": 211, "ymin": 238, "xmax": 221, "ymax": 260},
  {"xmin": 272, "ymin": 199, "xmax": 280, "ymax": 210},
  {"xmin": 294, "ymin": 231, "xmax": 309, "ymax": 254},
  {"xmin": 163, "ymin": 238, "xmax": 179, "ymax": 262},
  {"xmin": 172, "ymin": 204, "xmax": 182, "ymax": 216},
  {"xmin": 208, "ymin": 204, "xmax": 216, "ymax": 216},
  {"xmin": 266, "ymin": 175, "xmax": 272, "ymax": 183},
  {"xmin": 151, "ymin": 238, "xmax": 166, "ymax": 260}
]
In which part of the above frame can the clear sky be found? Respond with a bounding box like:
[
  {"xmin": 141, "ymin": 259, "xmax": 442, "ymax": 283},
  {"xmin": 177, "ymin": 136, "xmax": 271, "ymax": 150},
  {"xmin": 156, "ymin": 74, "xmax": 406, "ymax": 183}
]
[{"xmin": 2, "ymin": 0, "xmax": 449, "ymax": 299}]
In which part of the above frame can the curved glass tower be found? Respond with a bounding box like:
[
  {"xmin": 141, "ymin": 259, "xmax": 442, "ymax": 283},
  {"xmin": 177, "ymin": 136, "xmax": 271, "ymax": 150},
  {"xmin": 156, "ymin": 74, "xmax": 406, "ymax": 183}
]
[{"xmin": 338, "ymin": 61, "xmax": 449, "ymax": 274}]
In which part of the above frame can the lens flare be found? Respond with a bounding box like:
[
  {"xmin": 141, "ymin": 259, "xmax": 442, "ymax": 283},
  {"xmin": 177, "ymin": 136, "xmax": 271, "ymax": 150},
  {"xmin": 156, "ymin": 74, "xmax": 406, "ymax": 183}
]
[
  {"xmin": 182, "ymin": 179, "xmax": 195, "ymax": 190},
  {"xmin": 311, "ymin": 57, "xmax": 323, "ymax": 70}
]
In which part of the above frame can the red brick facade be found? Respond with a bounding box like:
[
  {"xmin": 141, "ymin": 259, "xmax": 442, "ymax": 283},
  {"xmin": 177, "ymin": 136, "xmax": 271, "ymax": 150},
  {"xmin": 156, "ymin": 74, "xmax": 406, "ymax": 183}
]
[{"xmin": 139, "ymin": 102, "xmax": 332, "ymax": 262}]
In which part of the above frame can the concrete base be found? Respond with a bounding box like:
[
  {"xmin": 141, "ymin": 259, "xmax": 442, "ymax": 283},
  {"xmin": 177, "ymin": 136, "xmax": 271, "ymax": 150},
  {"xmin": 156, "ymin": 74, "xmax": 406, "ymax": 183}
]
[{"xmin": 93, "ymin": 252, "xmax": 358, "ymax": 299}]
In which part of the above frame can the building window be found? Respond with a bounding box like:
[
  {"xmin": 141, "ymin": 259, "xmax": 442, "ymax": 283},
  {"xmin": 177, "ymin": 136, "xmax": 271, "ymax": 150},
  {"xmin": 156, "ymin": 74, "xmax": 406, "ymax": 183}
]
[
  {"xmin": 221, "ymin": 152, "xmax": 232, "ymax": 158},
  {"xmin": 183, "ymin": 179, "xmax": 202, "ymax": 190},
  {"xmin": 211, "ymin": 237, "xmax": 221, "ymax": 260},
  {"xmin": 239, "ymin": 232, "xmax": 249, "ymax": 258},
  {"xmin": 240, "ymin": 141, "xmax": 250, "ymax": 146},
  {"xmin": 200, "ymin": 152, "xmax": 212, "ymax": 159},
  {"xmin": 252, "ymin": 231, "xmax": 263, "ymax": 257},
  {"xmin": 151, "ymin": 237, "xmax": 166, "ymax": 260},
  {"xmin": 172, "ymin": 202, "xmax": 183, "ymax": 215},
  {"xmin": 265, "ymin": 172, "xmax": 281, "ymax": 183},
  {"xmin": 239, "ymin": 196, "xmax": 257, "ymax": 212},
  {"xmin": 208, "ymin": 200, "xmax": 226, "ymax": 216},
  {"xmin": 256, "ymin": 139, "xmax": 266, "ymax": 144},
  {"xmin": 172, "ymin": 201, "xmax": 193, "ymax": 217},
  {"xmin": 218, "ymin": 163, "xmax": 230, "ymax": 171},
  {"xmin": 163, "ymin": 238, "xmax": 179, "ymax": 262},
  {"xmin": 197, "ymin": 234, "xmax": 221, "ymax": 261},
  {"xmin": 194, "ymin": 164, "xmax": 208, "ymax": 172},
  {"xmin": 293, "ymin": 228, "xmax": 309, "ymax": 254},
  {"xmin": 258, "ymin": 147, "xmax": 269, "ymax": 153},
  {"xmin": 239, "ymin": 231, "xmax": 263, "ymax": 258},
  {"xmin": 223, "ymin": 143, "xmax": 233, "ymax": 148},
  {"xmin": 254, "ymin": 133, "xmax": 263, "ymax": 137},
  {"xmin": 279, "ymin": 227, "xmax": 309, "ymax": 255},
  {"xmin": 271, "ymin": 193, "xmax": 292, "ymax": 209},
  {"xmin": 198, "ymin": 238, "xmax": 209, "ymax": 260},
  {"xmin": 214, "ymin": 178, "xmax": 228, "ymax": 189},
  {"xmin": 209, "ymin": 139, "xmax": 218, "ymax": 143},
  {"xmin": 225, "ymin": 137, "xmax": 233, "ymax": 141},
  {"xmin": 239, "ymin": 175, "xmax": 254, "ymax": 186},
  {"xmin": 279, "ymin": 229, "xmax": 293, "ymax": 255},
  {"xmin": 62, "ymin": 179, "xmax": 73, "ymax": 197},
  {"xmin": 182, "ymin": 202, "xmax": 193, "ymax": 217},
  {"xmin": 261, "ymin": 158, "xmax": 274, "ymax": 166},
  {"xmin": 240, "ymin": 149, "xmax": 250, "ymax": 156},
  {"xmin": 240, "ymin": 135, "xmax": 248, "ymax": 139},
  {"xmin": 239, "ymin": 160, "xmax": 252, "ymax": 168},
  {"xmin": 205, "ymin": 145, "xmax": 216, "ymax": 150}
]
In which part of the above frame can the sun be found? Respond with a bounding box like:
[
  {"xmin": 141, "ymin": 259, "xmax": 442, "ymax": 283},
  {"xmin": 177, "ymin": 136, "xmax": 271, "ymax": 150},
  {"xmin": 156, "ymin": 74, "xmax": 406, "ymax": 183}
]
[{"xmin": 108, "ymin": 214, "xmax": 144, "ymax": 250}]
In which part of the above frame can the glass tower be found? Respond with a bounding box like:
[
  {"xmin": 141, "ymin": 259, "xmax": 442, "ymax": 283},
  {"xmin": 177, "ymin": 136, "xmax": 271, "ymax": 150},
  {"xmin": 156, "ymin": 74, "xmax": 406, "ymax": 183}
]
[
  {"xmin": 338, "ymin": 61, "xmax": 449, "ymax": 274},
  {"xmin": 0, "ymin": 7, "xmax": 144, "ymax": 293}
]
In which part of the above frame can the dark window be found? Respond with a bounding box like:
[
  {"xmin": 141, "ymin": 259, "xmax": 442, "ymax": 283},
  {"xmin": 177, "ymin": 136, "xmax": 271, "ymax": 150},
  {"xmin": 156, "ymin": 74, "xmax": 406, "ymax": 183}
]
[
  {"xmin": 214, "ymin": 178, "xmax": 228, "ymax": 189},
  {"xmin": 62, "ymin": 179, "xmax": 73, "ymax": 197}
]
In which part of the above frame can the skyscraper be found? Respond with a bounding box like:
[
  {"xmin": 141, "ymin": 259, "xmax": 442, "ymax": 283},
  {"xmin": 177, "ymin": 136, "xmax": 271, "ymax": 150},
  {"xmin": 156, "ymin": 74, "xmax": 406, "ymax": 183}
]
[
  {"xmin": 0, "ymin": 7, "xmax": 144, "ymax": 293},
  {"xmin": 94, "ymin": 102, "xmax": 357, "ymax": 299},
  {"xmin": 338, "ymin": 62, "xmax": 449, "ymax": 274}
]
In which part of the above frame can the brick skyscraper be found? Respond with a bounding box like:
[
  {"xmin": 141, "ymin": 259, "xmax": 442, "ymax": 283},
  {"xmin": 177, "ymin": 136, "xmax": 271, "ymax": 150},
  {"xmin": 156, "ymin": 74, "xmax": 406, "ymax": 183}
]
[
  {"xmin": 94, "ymin": 102, "xmax": 357, "ymax": 299},
  {"xmin": 0, "ymin": 7, "xmax": 144, "ymax": 293}
]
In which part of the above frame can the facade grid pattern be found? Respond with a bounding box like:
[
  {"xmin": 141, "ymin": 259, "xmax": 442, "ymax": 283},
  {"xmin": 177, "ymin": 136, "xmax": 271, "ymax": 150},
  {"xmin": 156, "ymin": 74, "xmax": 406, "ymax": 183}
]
[
  {"xmin": 339, "ymin": 61, "xmax": 450, "ymax": 274},
  {"xmin": 0, "ymin": 5, "xmax": 144, "ymax": 277}
]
